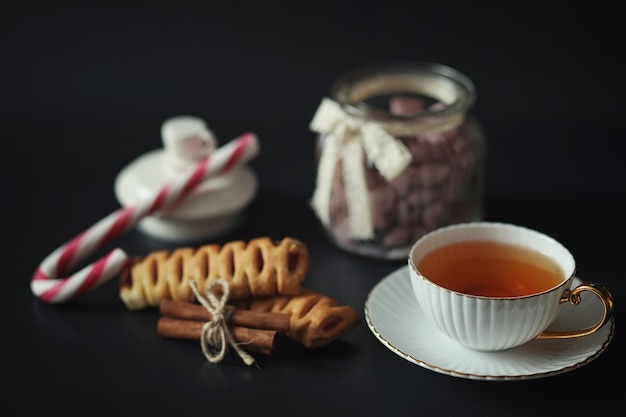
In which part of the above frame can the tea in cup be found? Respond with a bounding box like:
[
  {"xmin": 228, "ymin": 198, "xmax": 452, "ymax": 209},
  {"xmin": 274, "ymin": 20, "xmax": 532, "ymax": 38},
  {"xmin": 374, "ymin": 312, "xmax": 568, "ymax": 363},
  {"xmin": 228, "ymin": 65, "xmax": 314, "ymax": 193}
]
[{"xmin": 408, "ymin": 222, "xmax": 614, "ymax": 351}]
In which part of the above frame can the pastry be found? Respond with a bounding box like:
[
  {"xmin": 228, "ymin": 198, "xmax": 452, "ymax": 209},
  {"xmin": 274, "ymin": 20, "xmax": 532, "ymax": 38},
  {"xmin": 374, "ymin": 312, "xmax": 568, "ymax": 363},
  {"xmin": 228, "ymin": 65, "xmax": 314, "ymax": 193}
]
[
  {"xmin": 120, "ymin": 237, "xmax": 308, "ymax": 310},
  {"xmin": 234, "ymin": 289, "xmax": 361, "ymax": 348}
]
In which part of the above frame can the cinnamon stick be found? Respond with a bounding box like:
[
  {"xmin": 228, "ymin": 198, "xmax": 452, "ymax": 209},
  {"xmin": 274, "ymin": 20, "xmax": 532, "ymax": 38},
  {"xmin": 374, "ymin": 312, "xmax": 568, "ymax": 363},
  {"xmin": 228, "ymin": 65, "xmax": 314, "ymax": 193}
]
[
  {"xmin": 157, "ymin": 316, "xmax": 279, "ymax": 355},
  {"xmin": 159, "ymin": 299, "xmax": 290, "ymax": 332}
]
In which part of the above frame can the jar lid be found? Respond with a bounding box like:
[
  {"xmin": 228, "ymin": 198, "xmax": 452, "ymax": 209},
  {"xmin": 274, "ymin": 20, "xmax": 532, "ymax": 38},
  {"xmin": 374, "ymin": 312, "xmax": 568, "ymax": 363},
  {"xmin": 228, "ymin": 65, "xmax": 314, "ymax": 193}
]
[{"xmin": 114, "ymin": 116, "xmax": 258, "ymax": 242}]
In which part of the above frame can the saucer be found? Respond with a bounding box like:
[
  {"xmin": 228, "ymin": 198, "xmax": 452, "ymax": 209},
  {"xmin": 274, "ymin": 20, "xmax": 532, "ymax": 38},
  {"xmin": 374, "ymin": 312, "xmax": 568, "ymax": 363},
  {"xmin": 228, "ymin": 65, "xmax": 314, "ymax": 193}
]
[{"xmin": 364, "ymin": 266, "xmax": 615, "ymax": 381}]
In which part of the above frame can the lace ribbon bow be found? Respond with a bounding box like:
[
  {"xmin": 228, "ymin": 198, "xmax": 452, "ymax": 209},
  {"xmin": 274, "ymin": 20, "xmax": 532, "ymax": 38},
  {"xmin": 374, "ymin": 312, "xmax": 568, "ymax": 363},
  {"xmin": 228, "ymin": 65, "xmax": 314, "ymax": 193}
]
[
  {"xmin": 189, "ymin": 279, "xmax": 255, "ymax": 366},
  {"xmin": 309, "ymin": 97, "xmax": 412, "ymax": 239}
]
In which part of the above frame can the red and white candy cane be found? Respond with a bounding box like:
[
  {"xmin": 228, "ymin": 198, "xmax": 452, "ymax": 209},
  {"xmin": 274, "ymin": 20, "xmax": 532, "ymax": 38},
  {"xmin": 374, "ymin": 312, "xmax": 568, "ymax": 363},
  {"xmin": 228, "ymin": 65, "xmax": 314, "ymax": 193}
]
[{"xmin": 31, "ymin": 132, "xmax": 260, "ymax": 303}]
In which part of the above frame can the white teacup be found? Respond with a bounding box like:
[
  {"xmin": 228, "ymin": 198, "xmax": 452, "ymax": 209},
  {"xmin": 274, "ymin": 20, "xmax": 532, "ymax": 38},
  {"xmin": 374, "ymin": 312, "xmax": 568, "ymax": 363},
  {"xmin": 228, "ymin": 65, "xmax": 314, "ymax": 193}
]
[{"xmin": 408, "ymin": 222, "xmax": 614, "ymax": 351}]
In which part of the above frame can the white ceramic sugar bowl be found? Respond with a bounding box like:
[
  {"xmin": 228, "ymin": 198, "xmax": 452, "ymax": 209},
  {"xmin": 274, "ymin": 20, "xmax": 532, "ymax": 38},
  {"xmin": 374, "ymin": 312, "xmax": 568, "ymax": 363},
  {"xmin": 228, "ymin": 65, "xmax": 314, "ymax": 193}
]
[{"xmin": 114, "ymin": 116, "xmax": 258, "ymax": 242}]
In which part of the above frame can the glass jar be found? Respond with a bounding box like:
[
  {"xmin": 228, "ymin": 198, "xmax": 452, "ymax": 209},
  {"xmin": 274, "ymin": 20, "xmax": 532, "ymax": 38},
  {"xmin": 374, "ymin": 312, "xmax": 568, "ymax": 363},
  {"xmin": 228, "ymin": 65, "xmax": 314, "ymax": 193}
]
[{"xmin": 310, "ymin": 62, "xmax": 486, "ymax": 259}]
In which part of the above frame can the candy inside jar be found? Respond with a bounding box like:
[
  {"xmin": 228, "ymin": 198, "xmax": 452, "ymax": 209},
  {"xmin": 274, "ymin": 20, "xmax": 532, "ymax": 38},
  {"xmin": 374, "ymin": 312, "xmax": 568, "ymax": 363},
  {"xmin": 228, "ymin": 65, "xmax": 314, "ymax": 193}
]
[{"xmin": 310, "ymin": 63, "xmax": 486, "ymax": 259}]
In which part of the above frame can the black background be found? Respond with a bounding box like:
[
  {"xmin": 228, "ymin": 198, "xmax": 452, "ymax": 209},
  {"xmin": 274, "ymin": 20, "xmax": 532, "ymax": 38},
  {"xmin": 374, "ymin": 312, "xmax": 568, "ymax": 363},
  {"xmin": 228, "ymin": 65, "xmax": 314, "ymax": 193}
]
[
  {"xmin": 3, "ymin": 2, "xmax": 626, "ymax": 202},
  {"xmin": 3, "ymin": 2, "xmax": 625, "ymax": 416}
]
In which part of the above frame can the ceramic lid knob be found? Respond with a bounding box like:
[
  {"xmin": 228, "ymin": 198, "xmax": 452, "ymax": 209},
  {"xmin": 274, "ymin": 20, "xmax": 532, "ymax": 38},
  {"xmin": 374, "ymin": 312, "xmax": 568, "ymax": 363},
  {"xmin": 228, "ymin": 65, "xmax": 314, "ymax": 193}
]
[{"xmin": 161, "ymin": 116, "xmax": 216, "ymax": 175}]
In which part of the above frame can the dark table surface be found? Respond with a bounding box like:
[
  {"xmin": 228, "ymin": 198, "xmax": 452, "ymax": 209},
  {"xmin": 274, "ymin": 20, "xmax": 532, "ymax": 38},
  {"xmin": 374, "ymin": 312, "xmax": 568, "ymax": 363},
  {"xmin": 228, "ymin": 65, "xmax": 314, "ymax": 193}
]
[{"xmin": 3, "ymin": 2, "xmax": 625, "ymax": 416}]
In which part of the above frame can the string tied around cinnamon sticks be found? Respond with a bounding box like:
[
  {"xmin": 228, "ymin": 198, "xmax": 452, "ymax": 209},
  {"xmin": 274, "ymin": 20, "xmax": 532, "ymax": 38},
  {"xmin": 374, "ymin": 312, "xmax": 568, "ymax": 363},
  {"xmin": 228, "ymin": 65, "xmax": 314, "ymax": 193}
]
[{"xmin": 189, "ymin": 279, "xmax": 256, "ymax": 366}]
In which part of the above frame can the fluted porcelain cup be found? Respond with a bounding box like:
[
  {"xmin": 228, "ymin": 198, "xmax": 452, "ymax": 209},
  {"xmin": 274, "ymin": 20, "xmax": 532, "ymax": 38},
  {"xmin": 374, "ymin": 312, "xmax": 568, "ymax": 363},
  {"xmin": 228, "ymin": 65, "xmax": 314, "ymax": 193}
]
[{"xmin": 408, "ymin": 222, "xmax": 614, "ymax": 351}]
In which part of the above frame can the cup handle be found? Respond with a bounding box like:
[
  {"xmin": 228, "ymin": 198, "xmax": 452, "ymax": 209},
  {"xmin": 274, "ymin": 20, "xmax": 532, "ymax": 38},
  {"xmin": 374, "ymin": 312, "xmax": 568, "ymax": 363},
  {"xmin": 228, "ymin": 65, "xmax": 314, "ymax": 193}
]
[{"xmin": 535, "ymin": 282, "xmax": 614, "ymax": 340}]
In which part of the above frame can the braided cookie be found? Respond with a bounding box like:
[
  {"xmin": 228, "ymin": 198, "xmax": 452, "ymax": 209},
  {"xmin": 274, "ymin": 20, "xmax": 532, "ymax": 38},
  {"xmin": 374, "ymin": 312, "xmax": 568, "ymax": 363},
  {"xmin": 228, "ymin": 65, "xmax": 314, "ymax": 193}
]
[
  {"xmin": 120, "ymin": 237, "xmax": 309, "ymax": 310},
  {"xmin": 233, "ymin": 289, "xmax": 361, "ymax": 348}
]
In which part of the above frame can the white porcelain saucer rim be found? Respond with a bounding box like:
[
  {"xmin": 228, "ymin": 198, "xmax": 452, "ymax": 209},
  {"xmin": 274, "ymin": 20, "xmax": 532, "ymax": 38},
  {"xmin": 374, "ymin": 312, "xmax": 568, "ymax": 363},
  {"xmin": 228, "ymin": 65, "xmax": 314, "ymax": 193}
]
[{"xmin": 364, "ymin": 266, "xmax": 615, "ymax": 381}]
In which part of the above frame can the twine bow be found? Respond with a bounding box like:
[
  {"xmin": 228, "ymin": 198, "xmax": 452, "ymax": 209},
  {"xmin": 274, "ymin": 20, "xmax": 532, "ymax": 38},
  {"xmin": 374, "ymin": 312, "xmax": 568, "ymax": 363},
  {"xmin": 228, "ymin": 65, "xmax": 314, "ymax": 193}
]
[
  {"xmin": 189, "ymin": 280, "xmax": 255, "ymax": 366},
  {"xmin": 309, "ymin": 97, "xmax": 412, "ymax": 239}
]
